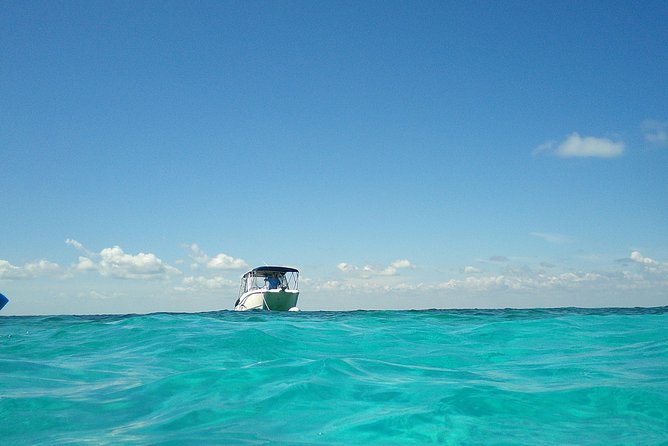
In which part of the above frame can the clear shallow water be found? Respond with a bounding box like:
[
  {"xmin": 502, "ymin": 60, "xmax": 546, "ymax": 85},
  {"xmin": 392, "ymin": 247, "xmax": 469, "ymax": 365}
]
[{"xmin": 1, "ymin": 308, "xmax": 667, "ymax": 445}]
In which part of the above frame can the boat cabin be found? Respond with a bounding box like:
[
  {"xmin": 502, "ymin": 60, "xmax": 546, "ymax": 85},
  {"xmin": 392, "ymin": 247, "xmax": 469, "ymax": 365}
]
[{"xmin": 239, "ymin": 266, "xmax": 299, "ymax": 295}]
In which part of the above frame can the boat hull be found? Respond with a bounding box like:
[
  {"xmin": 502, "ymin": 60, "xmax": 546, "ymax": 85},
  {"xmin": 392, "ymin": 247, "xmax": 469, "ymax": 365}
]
[{"xmin": 235, "ymin": 289, "xmax": 299, "ymax": 311}]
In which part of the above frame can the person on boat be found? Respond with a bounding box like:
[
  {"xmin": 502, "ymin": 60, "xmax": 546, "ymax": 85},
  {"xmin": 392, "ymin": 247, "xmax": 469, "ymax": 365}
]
[{"xmin": 267, "ymin": 274, "xmax": 280, "ymax": 289}]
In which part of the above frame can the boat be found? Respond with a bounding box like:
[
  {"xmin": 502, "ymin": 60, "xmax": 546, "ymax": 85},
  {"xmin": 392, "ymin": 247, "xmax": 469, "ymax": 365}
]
[{"xmin": 234, "ymin": 266, "xmax": 300, "ymax": 311}]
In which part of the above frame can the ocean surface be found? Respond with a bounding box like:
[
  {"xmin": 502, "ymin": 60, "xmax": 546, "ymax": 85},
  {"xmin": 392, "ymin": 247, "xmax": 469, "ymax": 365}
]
[{"xmin": 1, "ymin": 308, "xmax": 667, "ymax": 445}]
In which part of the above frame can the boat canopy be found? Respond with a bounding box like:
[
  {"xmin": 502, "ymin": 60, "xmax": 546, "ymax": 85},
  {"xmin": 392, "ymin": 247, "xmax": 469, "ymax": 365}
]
[{"xmin": 245, "ymin": 266, "xmax": 299, "ymax": 277}]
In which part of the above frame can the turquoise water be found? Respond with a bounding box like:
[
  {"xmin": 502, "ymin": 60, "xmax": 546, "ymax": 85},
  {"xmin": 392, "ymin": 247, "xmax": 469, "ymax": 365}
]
[{"xmin": 1, "ymin": 308, "xmax": 667, "ymax": 445}]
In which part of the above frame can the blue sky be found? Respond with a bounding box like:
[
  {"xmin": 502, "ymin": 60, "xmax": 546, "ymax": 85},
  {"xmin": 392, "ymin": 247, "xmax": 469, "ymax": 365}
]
[{"xmin": 2, "ymin": 0, "xmax": 667, "ymax": 314}]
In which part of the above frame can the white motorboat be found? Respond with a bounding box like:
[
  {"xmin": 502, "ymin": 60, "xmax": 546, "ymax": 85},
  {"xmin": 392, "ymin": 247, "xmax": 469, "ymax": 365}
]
[{"xmin": 234, "ymin": 266, "xmax": 300, "ymax": 311}]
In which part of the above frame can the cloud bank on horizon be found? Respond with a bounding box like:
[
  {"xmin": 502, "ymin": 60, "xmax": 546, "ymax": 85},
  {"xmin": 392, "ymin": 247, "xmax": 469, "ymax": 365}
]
[{"xmin": 1, "ymin": 238, "xmax": 667, "ymax": 314}]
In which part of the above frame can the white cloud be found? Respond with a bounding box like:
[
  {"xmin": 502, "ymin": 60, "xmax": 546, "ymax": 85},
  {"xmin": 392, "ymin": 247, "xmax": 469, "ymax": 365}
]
[
  {"xmin": 314, "ymin": 251, "xmax": 668, "ymax": 299},
  {"xmin": 175, "ymin": 275, "xmax": 236, "ymax": 292},
  {"xmin": 0, "ymin": 260, "xmax": 28, "ymax": 280},
  {"xmin": 321, "ymin": 280, "xmax": 349, "ymax": 291},
  {"xmin": 630, "ymin": 250, "xmax": 657, "ymax": 266},
  {"xmin": 337, "ymin": 262, "xmax": 356, "ymax": 272},
  {"xmin": 77, "ymin": 290, "xmax": 125, "ymax": 300},
  {"xmin": 642, "ymin": 119, "xmax": 668, "ymax": 146},
  {"xmin": 187, "ymin": 243, "xmax": 209, "ymax": 268},
  {"xmin": 379, "ymin": 259, "xmax": 415, "ymax": 276},
  {"xmin": 534, "ymin": 133, "xmax": 624, "ymax": 158},
  {"xmin": 321, "ymin": 271, "xmax": 610, "ymax": 294},
  {"xmin": 25, "ymin": 260, "xmax": 61, "ymax": 275},
  {"xmin": 629, "ymin": 250, "xmax": 668, "ymax": 274},
  {"xmin": 434, "ymin": 275, "xmax": 513, "ymax": 291},
  {"xmin": 64, "ymin": 240, "xmax": 248, "ymax": 286},
  {"xmin": 184, "ymin": 243, "xmax": 247, "ymax": 270},
  {"xmin": 390, "ymin": 259, "xmax": 414, "ymax": 269},
  {"xmin": 75, "ymin": 256, "xmax": 97, "ymax": 271},
  {"xmin": 532, "ymin": 140, "xmax": 557, "ymax": 157},
  {"xmin": 337, "ymin": 259, "xmax": 415, "ymax": 277},
  {"xmin": 0, "ymin": 259, "xmax": 63, "ymax": 280},
  {"xmin": 70, "ymin": 242, "xmax": 181, "ymax": 280},
  {"xmin": 65, "ymin": 238, "xmax": 95, "ymax": 257},
  {"xmin": 316, "ymin": 279, "xmax": 415, "ymax": 293},
  {"xmin": 65, "ymin": 238, "xmax": 85, "ymax": 251},
  {"xmin": 430, "ymin": 272, "xmax": 609, "ymax": 292},
  {"xmin": 207, "ymin": 253, "xmax": 248, "ymax": 270},
  {"xmin": 98, "ymin": 246, "xmax": 181, "ymax": 280}
]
